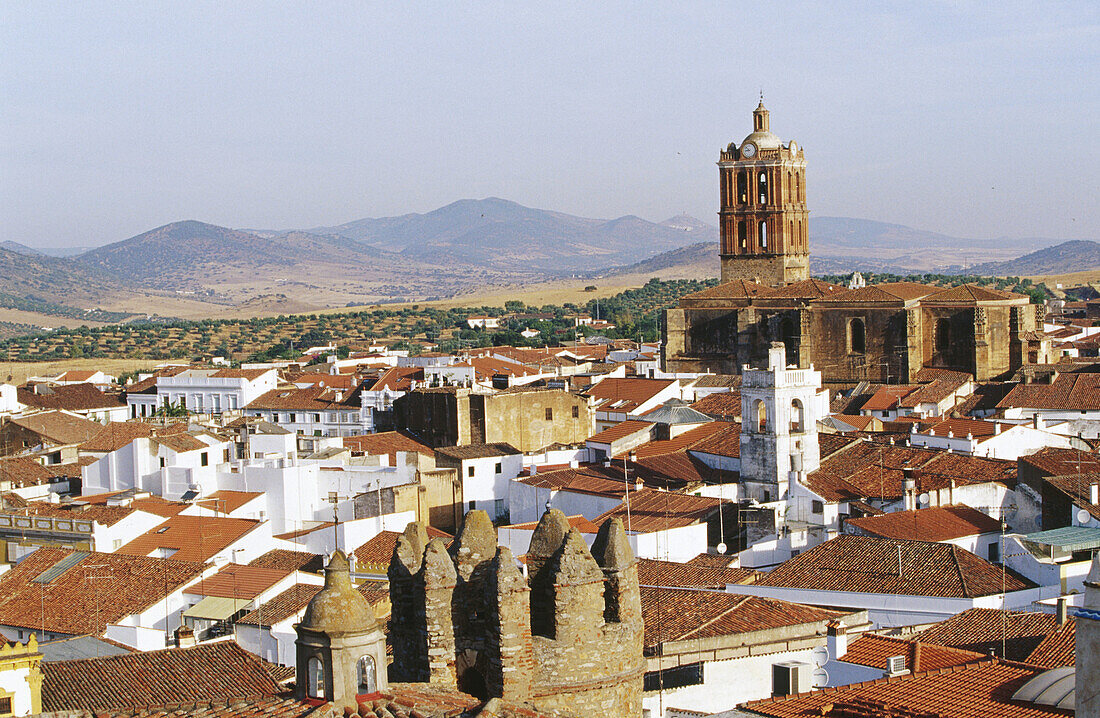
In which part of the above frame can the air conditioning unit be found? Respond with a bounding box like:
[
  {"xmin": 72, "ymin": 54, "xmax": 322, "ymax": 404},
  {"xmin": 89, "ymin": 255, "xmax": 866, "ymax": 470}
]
[
  {"xmin": 886, "ymin": 655, "xmax": 907, "ymax": 675},
  {"xmin": 772, "ymin": 661, "xmax": 812, "ymax": 697}
]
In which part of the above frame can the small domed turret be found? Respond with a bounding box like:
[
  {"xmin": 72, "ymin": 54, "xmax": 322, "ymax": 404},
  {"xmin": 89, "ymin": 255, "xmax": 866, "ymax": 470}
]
[
  {"xmin": 741, "ymin": 101, "xmax": 782, "ymax": 151},
  {"xmin": 300, "ymin": 550, "xmax": 378, "ymax": 635}
]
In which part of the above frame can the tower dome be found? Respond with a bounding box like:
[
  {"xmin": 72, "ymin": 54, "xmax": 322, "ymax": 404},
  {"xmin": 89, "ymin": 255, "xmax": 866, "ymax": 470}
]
[
  {"xmin": 300, "ymin": 550, "xmax": 379, "ymax": 635},
  {"xmin": 741, "ymin": 101, "xmax": 782, "ymax": 150},
  {"xmin": 295, "ymin": 550, "xmax": 387, "ymax": 706}
]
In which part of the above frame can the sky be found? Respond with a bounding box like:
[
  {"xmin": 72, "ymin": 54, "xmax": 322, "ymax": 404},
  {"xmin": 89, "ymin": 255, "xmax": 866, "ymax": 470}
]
[{"xmin": 1, "ymin": 2, "xmax": 1097, "ymax": 249}]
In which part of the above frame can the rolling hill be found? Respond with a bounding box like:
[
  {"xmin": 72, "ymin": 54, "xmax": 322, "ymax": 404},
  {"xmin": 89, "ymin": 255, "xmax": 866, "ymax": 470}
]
[
  {"xmin": 959, "ymin": 240, "xmax": 1100, "ymax": 277},
  {"xmin": 303, "ymin": 197, "xmax": 704, "ymax": 273},
  {"xmin": 0, "ymin": 246, "xmax": 129, "ymax": 306}
]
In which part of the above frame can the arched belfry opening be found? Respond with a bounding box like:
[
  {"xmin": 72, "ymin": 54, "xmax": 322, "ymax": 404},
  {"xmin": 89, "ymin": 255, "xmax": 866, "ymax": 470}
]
[{"xmin": 849, "ymin": 318, "xmax": 866, "ymax": 355}]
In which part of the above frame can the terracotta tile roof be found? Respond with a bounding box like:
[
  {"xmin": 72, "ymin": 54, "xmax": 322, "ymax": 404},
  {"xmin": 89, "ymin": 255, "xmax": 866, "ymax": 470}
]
[
  {"xmin": 914, "ymin": 367, "xmax": 974, "ymax": 383},
  {"xmin": 273, "ymin": 521, "xmax": 333, "ymax": 541},
  {"xmin": 923, "ymin": 417, "xmax": 999, "ymax": 438},
  {"xmin": 0, "ymin": 456, "xmax": 60, "ymax": 487},
  {"xmin": 806, "ymin": 440, "xmax": 1016, "ymax": 503},
  {"xmin": 841, "ymin": 634, "xmax": 986, "ymax": 672},
  {"xmin": 184, "ymin": 564, "xmax": 292, "ymax": 599},
  {"xmin": 767, "ymin": 277, "xmax": 847, "ymax": 299},
  {"xmin": 290, "ymin": 372, "xmax": 357, "ymax": 390},
  {"xmin": 686, "ymin": 552, "xmax": 739, "ymax": 568},
  {"xmin": 3, "ymin": 500, "xmax": 136, "ymax": 527},
  {"xmin": 1046, "ymin": 471, "xmax": 1100, "ymax": 520},
  {"xmin": 813, "ymin": 281, "xmax": 945, "ymax": 305},
  {"xmin": 17, "ymin": 384, "xmax": 125, "ymax": 412},
  {"xmin": 925, "ymin": 284, "xmax": 1026, "ymax": 303},
  {"xmin": 368, "ymin": 365, "xmax": 424, "ymax": 391},
  {"xmin": 680, "ymin": 279, "xmax": 776, "ymax": 301},
  {"xmin": 156, "ymin": 432, "xmax": 211, "ymax": 453},
  {"xmin": 628, "ymin": 420, "xmax": 732, "ymax": 459},
  {"xmin": 586, "ymin": 419, "xmax": 655, "ymax": 445},
  {"xmin": 754, "ymin": 535, "xmax": 1033, "ymax": 598},
  {"xmin": 77, "ymin": 491, "xmax": 189, "ymax": 518},
  {"xmin": 999, "ymin": 372, "xmax": 1100, "ymax": 411},
  {"xmin": 637, "ymin": 557, "xmax": 757, "ymax": 589},
  {"xmin": 0, "ymin": 548, "xmax": 203, "ymax": 635},
  {"xmin": 862, "ymin": 385, "xmax": 918, "ymax": 412},
  {"xmin": 594, "ymin": 488, "xmax": 728, "ymax": 533},
  {"xmin": 517, "ymin": 465, "xmax": 631, "ymax": 498},
  {"xmin": 247, "ymin": 549, "xmax": 323, "ymax": 574},
  {"xmin": 116, "ymin": 515, "xmax": 262, "ymax": 563},
  {"xmin": 8, "ymin": 410, "xmax": 103, "ymax": 445},
  {"xmin": 1021, "ymin": 447, "xmax": 1100, "ymax": 476},
  {"xmin": 202, "ymin": 489, "xmax": 263, "ymax": 513},
  {"xmin": 915, "ymin": 607, "xmax": 1061, "ymax": 661},
  {"xmin": 898, "ymin": 378, "xmax": 968, "ymax": 408},
  {"xmin": 641, "ymin": 588, "xmax": 842, "ymax": 647},
  {"xmin": 55, "ymin": 696, "xmax": 317, "ymax": 718},
  {"xmin": 630, "ymin": 451, "xmax": 737, "ymax": 486},
  {"xmin": 1025, "ymin": 620, "xmax": 1075, "ymax": 667},
  {"xmin": 211, "ymin": 368, "xmax": 273, "ymax": 380},
  {"xmin": 504, "ymin": 514, "xmax": 601, "ymax": 533},
  {"xmin": 690, "ymin": 391, "xmax": 742, "ymax": 420},
  {"xmin": 684, "ymin": 420, "xmax": 741, "ymax": 458},
  {"xmin": 585, "ymin": 377, "xmax": 678, "ymax": 414},
  {"xmin": 352, "ymin": 528, "xmax": 451, "ymax": 570},
  {"xmin": 740, "ymin": 658, "xmax": 1062, "ymax": 718},
  {"xmin": 79, "ymin": 421, "xmax": 188, "ymax": 453},
  {"xmin": 343, "ymin": 430, "xmax": 434, "ymax": 461},
  {"xmin": 236, "ymin": 582, "xmax": 320, "ymax": 627},
  {"xmin": 831, "ymin": 414, "xmax": 876, "ymax": 431},
  {"xmin": 435, "ymin": 442, "xmax": 520, "ymax": 460},
  {"xmin": 40, "ymin": 641, "xmax": 283, "ymax": 712},
  {"xmin": 247, "ymin": 382, "xmax": 362, "ymax": 411},
  {"xmin": 845, "ymin": 505, "xmax": 1002, "ymax": 542}
]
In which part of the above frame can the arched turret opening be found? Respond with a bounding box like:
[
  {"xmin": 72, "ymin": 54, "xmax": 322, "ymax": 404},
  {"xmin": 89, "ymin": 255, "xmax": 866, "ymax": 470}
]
[
  {"xmin": 759, "ymin": 221, "xmax": 768, "ymax": 251},
  {"xmin": 754, "ymin": 400, "xmax": 767, "ymax": 433},
  {"xmin": 458, "ymin": 666, "xmax": 489, "ymax": 701},
  {"xmin": 737, "ymin": 171, "xmax": 748, "ymax": 204},
  {"xmin": 759, "ymin": 171, "xmax": 768, "ymax": 204},
  {"xmin": 306, "ymin": 657, "xmax": 325, "ymax": 699},
  {"xmin": 790, "ymin": 399, "xmax": 805, "ymax": 433}
]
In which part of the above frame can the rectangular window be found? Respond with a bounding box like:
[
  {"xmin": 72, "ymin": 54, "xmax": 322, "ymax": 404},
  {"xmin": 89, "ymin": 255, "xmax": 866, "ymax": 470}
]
[
  {"xmin": 0, "ymin": 695, "xmax": 13, "ymax": 715},
  {"xmin": 989, "ymin": 542, "xmax": 1000, "ymax": 562},
  {"xmin": 572, "ymin": 406, "xmax": 579, "ymax": 418},
  {"xmin": 811, "ymin": 500, "xmax": 824, "ymax": 515},
  {"xmin": 223, "ymin": 449, "xmax": 230, "ymax": 462},
  {"xmin": 159, "ymin": 457, "xmax": 166, "ymax": 468},
  {"xmin": 312, "ymin": 413, "xmax": 321, "ymax": 422},
  {"xmin": 545, "ymin": 407, "xmax": 553, "ymax": 420},
  {"xmin": 494, "ymin": 498, "xmax": 505, "ymax": 518},
  {"xmin": 200, "ymin": 452, "xmax": 209, "ymax": 467},
  {"xmin": 495, "ymin": 462, "xmax": 502, "ymax": 474},
  {"xmin": 469, "ymin": 500, "xmax": 477, "ymax": 511},
  {"xmin": 289, "ymin": 413, "xmax": 296, "ymax": 422},
  {"xmin": 468, "ymin": 466, "xmax": 475, "ymax": 477},
  {"xmin": 314, "ymin": 430, "xmax": 322, "ymax": 437}
]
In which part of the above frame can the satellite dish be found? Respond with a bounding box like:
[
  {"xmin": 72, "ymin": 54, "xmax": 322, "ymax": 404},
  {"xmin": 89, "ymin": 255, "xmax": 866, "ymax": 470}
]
[
  {"xmin": 716, "ymin": 542, "xmax": 728, "ymax": 555},
  {"xmin": 1078, "ymin": 509, "xmax": 1091, "ymax": 525},
  {"xmin": 811, "ymin": 645, "xmax": 829, "ymax": 665},
  {"xmin": 812, "ymin": 667, "xmax": 829, "ymax": 687},
  {"xmin": 918, "ymin": 493, "xmax": 930, "ymax": 506}
]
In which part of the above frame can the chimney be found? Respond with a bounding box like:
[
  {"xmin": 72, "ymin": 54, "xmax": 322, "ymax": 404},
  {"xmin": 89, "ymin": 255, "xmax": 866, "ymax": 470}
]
[
  {"xmin": 826, "ymin": 620, "xmax": 847, "ymax": 660},
  {"xmin": 174, "ymin": 626, "xmax": 196, "ymax": 648},
  {"xmin": 1057, "ymin": 596, "xmax": 1069, "ymax": 625},
  {"xmin": 995, "ymin": 423, "xmax": 1002, "ymax": 435},
  {"xmin": 1034, "ymin": 414, "xmax": 1045, "ymax": 430},
  {"xmin": 912, "ymin": 642, "xmax": 922, "ymax": 673},
  {"xmin": 1091, "ymin": 483, "xmax": 1099, "ymax": 506}
]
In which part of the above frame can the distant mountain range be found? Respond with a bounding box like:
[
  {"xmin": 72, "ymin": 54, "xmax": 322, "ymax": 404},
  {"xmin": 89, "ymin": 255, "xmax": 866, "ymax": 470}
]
[
  {"xmin": 1, "ymin": 199, "xmax": 1096, "ymax": 321},
  {"xmin": 958, "ymin": 240, "xmax": 1100, "ymax": 278}
]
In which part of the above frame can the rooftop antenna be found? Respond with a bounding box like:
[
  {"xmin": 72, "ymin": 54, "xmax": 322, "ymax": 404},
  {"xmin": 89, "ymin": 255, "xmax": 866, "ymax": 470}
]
[{"xmin": 326, "ymin": 490, "xmax": 346, "ymax": 553}]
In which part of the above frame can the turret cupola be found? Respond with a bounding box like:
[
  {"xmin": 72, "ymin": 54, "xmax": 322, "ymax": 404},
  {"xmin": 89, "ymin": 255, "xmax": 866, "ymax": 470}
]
[{"xmin": 295, "ymin": 550, "xmax": 387, "ymax": 709}]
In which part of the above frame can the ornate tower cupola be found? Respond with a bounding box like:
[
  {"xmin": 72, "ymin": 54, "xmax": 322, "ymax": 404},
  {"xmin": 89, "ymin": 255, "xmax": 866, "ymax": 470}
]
[
  {"xmin": 295, "ymin": 550, "xmax": 387, "ymax": 709},
  {"xmin": 718, "ymin": 101, "xmax": 809, "ymax": 287}
]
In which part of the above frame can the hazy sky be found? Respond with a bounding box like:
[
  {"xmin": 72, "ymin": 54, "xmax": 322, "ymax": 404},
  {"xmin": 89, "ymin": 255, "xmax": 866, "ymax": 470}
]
[{"xmin": 2, "ymin": 2, "xmax": 1097, "ymax": 248}]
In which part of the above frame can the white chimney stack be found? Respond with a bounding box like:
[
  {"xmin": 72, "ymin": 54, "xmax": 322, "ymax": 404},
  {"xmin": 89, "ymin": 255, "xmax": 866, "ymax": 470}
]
[{"xmin": 1091, "ymin": 482, "xmax": 1098, "ymax": 506}]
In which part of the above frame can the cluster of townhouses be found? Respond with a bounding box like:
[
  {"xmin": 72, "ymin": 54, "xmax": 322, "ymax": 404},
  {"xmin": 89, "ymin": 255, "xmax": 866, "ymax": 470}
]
[{"xmin": 0, "ymin": 322, "xmax": 1099, "ymax": 718}]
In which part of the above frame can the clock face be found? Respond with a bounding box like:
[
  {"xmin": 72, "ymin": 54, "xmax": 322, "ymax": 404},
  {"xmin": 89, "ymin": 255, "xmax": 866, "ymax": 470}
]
[
  {"xmin": 789, "ymin": 141, "xmax": 798, "ymax": 154},
  {"xmin": 741, "ymin": 143, "xmax": 757, "ymax": 158}
]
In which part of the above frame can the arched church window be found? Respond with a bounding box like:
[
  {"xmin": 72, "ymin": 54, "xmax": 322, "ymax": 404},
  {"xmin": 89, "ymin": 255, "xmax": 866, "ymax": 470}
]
[
  {"xmin": 738, "ymin": 221, "xmax": 747, "ymax": 252},
  {"xmin": 786, "ymin": 171, "xmax": 792, "ymax": 200},
  {"xmin": 357, "ymin": 655, "xmax": 377, "ymax": 694},
  {"xmin": 759, "ymin": 221, "xmax": 768, "ymax": 251},
  {"xmin": 795, "ymin": 172, "xmax": 802, "ymax": 202},
  {"xmin": 798, "ymin": 219, "xmax": 803, "ymax": 249},
  {"xmin": 849, "ymin": 318, "xmax": 866, "ymax": 355},
  {"xmin": 307, "ymin": 657, "xmax": 325, "ymax": 699},
  {"xmin": 791, "ymin": 399, "xmax": 805, "ymax": 433},
  {"xmin": 755, "ymin": 400, "xmax": 767, "ymax": 433},
  {"xmin": 759, "ymin": 172, "xmax": 768, "ymax": 203},
  {"xmin": 737, "ymin": 172, "xmax": 748, "ymax": 204},
  {"xmin": 936, "ymin": 318, "xmax": 951, "ymax": 356}
]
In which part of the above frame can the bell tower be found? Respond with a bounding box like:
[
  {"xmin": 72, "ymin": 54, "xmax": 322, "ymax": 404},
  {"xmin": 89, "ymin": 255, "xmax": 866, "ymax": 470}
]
[{"xmin": 718, "ymin": 101, "xmax": 809, "ymax": 286}]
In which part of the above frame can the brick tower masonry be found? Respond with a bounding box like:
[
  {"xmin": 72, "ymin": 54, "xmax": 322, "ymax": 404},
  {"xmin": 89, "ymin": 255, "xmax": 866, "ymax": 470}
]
[{"xmin": 388, "ymin": 508, "xmax": 645, "ymax": 717}]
